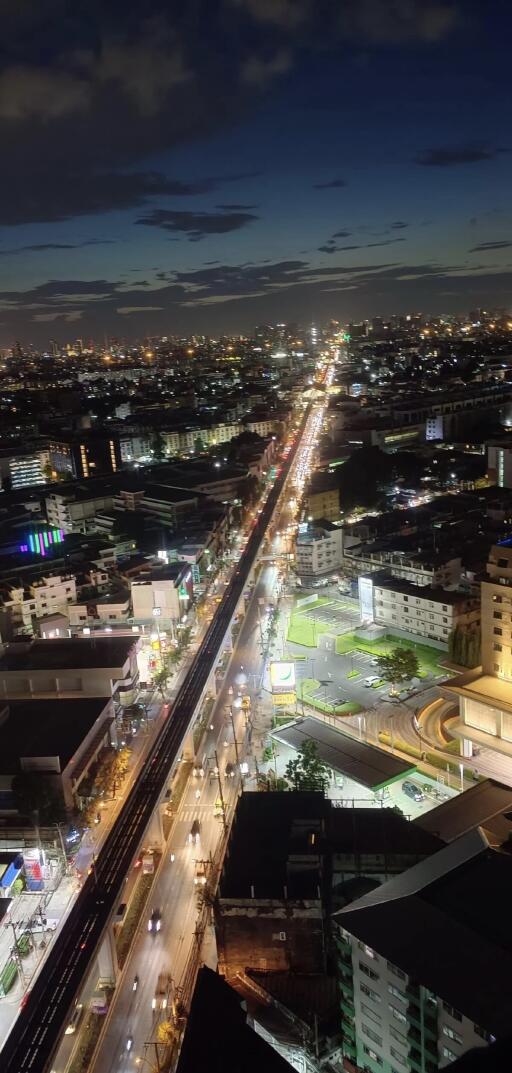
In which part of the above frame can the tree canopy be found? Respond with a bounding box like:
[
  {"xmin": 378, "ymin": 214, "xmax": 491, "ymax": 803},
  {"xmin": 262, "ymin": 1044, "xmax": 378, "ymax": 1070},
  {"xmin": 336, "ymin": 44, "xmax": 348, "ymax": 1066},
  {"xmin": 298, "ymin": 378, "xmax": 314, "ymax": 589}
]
[
  {"xmin": 285, "ymin": 739, "xmax": 330, "ymax": 793},
  {"xmin": 376, "ymin": 646, "xmax": 419, "ymax": 691}
]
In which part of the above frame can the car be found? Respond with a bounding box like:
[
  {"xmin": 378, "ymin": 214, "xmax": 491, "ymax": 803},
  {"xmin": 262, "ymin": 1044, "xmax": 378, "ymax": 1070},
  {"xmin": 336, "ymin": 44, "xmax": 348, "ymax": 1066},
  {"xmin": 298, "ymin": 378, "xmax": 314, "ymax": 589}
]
[
  {"xmin": 370, "ymin": 658, "xmax": 380, "ymax": 667},
  {"xmin": 402, "ymin": 781, "xmax": 425, "ymax": 803},
  {"xmin": 225, "ymin": 762, "xmax": 235, "ymax": 778},
  {"xmin": 364, "ymin": 675, "xmax": 381, "ymax": 687},
  {"xmin": 189, "ymin": 819, "xmax": 200, "ymax": 844},
  {"xmin": 65, "ymin": 1004, "xmax": 84, "ymax": 1035},
  {"xmin": 194, "ymin": 860, "xmax": 207, "ymax": 886},
  {"xmin": 148, "ymin": 908, "xmax": 162, "ymax": 933}
]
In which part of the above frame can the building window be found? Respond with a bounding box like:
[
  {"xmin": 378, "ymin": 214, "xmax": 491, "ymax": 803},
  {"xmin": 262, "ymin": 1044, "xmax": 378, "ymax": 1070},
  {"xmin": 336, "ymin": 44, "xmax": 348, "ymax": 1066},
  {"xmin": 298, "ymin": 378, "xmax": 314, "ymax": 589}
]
[
  {"xmin": 494, "ymin": 611, "xmax": 503, "ymax": 619},
  {"xmin": 443, "ymin": 1003, "xmax": 462, "ymax": 1022},
  {"xmin": 359, "ymin": 962, "xmax": 379, "ymax": 981},
  {"xmin": 362, "ymin": 1024, "xmax": 383, "ymax": 1046},
  {"xmin": 390, "ymin": 1047, "xmax": 407, "ymax": 1066},
  {"xmin": 363, "ymin": 1045, "xmax": 382, "ymax": 1065},
  {"xmin": 388, "ymin": 985, "xmax": 406, "ymax": 1003},
  {"xmin": 443, "ymin": 1025, "xmax": 463, "ymax": 1045},
  {"xmin": 494, "ymin": 643, "xmax": 503, "ymax": 652},
  {"xmin": 389, "ymin": 1004, "xmax": 407, "ymax": 1024},
  {"xmin": 361, "ymin": 1003, "xmax": 382, "ymax": 1026},
  {"xmin": 494, "ymin": 663, "xmax": 501, "ymax": 672},
  {"xmin": 442, "ymin": 1046, "xmax": 458, "ymax": 1062},
  {"xmin": 389, "ymin": 1026, "xmax": 407, "ymax": 1046},
  {"xmin": 360, "ymin": 983, "xmax": 381, "ymax": 1003}
]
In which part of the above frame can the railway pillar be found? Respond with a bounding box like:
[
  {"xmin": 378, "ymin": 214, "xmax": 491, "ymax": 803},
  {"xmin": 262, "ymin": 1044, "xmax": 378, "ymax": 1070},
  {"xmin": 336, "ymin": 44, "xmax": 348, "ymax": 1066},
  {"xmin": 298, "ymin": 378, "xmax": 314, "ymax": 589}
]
[
  {"xmin": 181, "ymin": 729, "xmax": 195, "ymax": 761},
  {"xmin": 146, "ymin": 805, "xmax": 164, "ymax": 848},
  {"xmin": 96, "ymin": 924, "xmax": 119, "ymax": 986}
]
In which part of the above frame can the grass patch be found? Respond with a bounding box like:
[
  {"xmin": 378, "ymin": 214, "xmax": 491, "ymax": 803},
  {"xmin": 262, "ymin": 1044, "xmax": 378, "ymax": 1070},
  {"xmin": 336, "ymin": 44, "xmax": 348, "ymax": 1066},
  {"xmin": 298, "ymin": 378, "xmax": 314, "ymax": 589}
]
[
  {"xmin": 334, "ymin": 632, "xmax": 446, "ymax": 677},
  {"xmin": 379, "ymin": 731, "xmax": 421, "ymax": 760},
  {"xmin": 287, "ymin": 613, "xmax": 319, "ymax": 647},
  {"xmin": 116, "ymin": 861, "xmax": 160, "ymax": 968},
  {"xmin": 371, "ymin": 679, "xmax": 384, "ymax": 689},
  {"xmin": 298, "ymin": 678, "xmax": 362, "ymax": 716},
  {"xmin": 440, "ymin": 737, "xmax": 460, "ymax": 755},
  {"xmin": 347, "ymin": 670, "xmax": 360, "ymax": 679}
]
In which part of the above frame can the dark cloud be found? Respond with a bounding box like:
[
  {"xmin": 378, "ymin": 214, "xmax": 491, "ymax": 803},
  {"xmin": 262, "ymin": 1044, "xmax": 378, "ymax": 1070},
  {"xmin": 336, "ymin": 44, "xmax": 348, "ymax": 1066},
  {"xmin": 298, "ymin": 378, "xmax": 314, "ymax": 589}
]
[
  {"xmin": 216, "ymin": 203, "xmax": 258, "ymax": 210},
  {"xmin": 0, "ymin": 240, "xmax": 115, "ymax": 255},
  {"xmin": 416, "ymin": 144, "xmax": 507, "ymax": 166},
  {"xmin": 319, "ymin": 238, "xmax": 405, "ymax": 254},
  {"xmin": 314, "ymin": 178, "xmax": 347, "ymax": 189},
  {"xmin": 390, "ymin": 221, "xmax": 408, "ymax": 229},
  {"xmin": 135, "ymin": 207, "xmax": 259, "ymax": 241},
  {"xmin": 469, "ymin": 240, "xmax": 512, "ymax": 252},
  {"xmin": 333, "ymin": 230, "xmax": 351, "ymax": 238}
]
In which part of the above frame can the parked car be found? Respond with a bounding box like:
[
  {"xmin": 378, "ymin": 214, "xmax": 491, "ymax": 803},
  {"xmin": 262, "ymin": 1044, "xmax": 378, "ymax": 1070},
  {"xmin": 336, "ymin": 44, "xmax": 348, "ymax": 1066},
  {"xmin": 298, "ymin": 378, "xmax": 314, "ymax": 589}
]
[
  {"xmin": 364, "ymin": 675, "xmax": 381, "ymax": 687},
  {"xmin": 402, "ymin": 781, "xmax": 425, "ymax": 803}
]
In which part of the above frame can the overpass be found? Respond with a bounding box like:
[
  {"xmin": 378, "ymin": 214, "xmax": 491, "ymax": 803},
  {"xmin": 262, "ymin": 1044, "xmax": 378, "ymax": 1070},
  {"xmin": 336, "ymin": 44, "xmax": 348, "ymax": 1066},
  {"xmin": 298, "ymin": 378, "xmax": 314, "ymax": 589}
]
[{"xmin": 2, "ymin": 404, "xmax": 312, "ymax": 1073}]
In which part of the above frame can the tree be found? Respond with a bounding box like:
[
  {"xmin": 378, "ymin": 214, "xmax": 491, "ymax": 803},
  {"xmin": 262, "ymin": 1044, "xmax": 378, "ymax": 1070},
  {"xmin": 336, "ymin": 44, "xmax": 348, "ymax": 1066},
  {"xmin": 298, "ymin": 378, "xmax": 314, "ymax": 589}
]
[
  {"xmin": 376, "ymin": 646, "xmax": 419, "ymax": 693},
  {"xmin": 285, "ymin": 739, "xmax": 330, "ymax": 793},
  {"xmin": 157, "ymin": 1020, "xmax": 178, "ymax": 1046},
  {"xmin": 11, "ymin": 772, "xmax": 67, "ymax": 824},
  {"xmin": 154, "ymin": 663, "xmax": 172, "ymax": 698}
]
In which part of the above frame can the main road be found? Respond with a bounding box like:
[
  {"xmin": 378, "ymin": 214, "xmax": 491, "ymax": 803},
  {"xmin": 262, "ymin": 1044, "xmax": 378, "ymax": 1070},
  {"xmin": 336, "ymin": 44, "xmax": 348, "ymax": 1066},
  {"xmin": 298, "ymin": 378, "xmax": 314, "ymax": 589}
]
[
  {"xmin": 87, "ymin": 557, "xmax": 281, "ymax": 1073},
  {"xmin": 2, "ymin": 398, "xmax": 321, "ymax": 1073}
]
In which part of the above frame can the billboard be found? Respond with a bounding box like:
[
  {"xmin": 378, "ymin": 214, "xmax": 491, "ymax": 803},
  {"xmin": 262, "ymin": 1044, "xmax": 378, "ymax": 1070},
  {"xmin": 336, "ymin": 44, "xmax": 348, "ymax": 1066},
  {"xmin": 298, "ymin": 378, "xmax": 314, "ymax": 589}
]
[
  {"xmin": 272, "ymin": 692, "xmax": 296, "ymax": 707},
  {"xmin": 270, "ymin": 661, "xmax": 296, "ymax": 694},
  {"xmin": 358, "ymin": 576, "xmax": 374, "ymax": 622}
]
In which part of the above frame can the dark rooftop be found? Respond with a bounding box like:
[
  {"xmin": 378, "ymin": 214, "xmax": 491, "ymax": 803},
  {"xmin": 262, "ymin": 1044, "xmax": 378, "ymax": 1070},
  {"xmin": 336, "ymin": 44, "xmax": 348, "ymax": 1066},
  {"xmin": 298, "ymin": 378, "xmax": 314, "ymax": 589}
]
[
  {"xmin": 415, "ymin": 778, "xmax": 512, "ymax": 845},
  {"xmin": 0, "ymin": 698, "xmax": 110, "ymax": 772},
  {"xmin": 0, "ymin": 636, "xmax": 136, "ymax": 672},
  {"xmin": 272, "ymin": 717, "xmax": 416, "ymax": 791},
  {"xmin": 176, "ymin": 967, "xmax": 294, "ymax": 1073},
  {"xmin": 219, "ymin": 791, "xmax": 326, "ymax": 900}
]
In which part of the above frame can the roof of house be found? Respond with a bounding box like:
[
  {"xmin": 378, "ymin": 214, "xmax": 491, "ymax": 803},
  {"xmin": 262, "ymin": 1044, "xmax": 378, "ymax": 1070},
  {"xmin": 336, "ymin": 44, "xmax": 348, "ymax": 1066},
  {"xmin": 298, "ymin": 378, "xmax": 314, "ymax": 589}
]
[
  {"xmin": 0, "ymin": 697, "xmax": 110, "ymax": 772},
  {"xmin": 0, "ymin": 636, "xmax": 136, "ymax": 672}
]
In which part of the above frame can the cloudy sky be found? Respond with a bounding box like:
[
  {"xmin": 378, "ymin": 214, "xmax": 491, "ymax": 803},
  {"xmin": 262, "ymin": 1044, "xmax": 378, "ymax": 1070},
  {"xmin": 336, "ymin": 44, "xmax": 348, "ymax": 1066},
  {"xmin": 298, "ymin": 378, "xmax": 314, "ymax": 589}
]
[{"xmin": 1, "ymin": 0, "xmax": 511, "ymax": 345}]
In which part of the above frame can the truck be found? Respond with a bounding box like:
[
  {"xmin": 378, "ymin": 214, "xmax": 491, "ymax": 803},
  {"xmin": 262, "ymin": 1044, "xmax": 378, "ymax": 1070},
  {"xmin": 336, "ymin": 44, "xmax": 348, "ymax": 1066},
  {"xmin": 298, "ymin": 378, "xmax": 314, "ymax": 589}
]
[{"xmin": 152, "ymin": 972, "xmax": 171, "ymax": 1011}]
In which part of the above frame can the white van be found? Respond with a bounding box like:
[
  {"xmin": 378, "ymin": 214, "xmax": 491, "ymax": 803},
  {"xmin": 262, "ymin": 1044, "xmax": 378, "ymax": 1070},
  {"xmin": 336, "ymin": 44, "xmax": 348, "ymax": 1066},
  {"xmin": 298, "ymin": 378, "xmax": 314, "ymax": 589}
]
[{"xmin": 364, "ymin": 675, "xmax": 381, "ymax": 687}]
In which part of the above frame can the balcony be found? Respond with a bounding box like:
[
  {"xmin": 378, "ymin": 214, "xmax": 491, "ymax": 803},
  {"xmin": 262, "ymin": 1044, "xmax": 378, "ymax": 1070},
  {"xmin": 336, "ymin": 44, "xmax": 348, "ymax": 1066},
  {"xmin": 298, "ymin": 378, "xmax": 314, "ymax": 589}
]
[
  {"xmin": 340, "ymin": 997, "xmax": 355, "ymax": 1019},
  {"xmin": 407, "ymin": 1003, "xmax": 422, "ymax": 1030},
  {"xmin": 408, "ymin": 1047, "xmax": 423, "ymax": 1072}
]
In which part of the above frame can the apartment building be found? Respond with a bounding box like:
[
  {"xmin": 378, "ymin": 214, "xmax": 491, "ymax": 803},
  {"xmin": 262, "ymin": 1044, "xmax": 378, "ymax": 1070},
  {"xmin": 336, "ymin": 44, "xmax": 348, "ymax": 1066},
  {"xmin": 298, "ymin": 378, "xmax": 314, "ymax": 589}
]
[
  {"xmin": 304, "ymin": 480, "xmax": 340, "ymax": 522},
  {"xmin": 358, "ymin": 573, "xmax": 480, "ymax": 648},
  {"xmin": 487, "ymin": 441, "xmax": 512, "ymax": 489},
  {"xmin": 295, "ymin": 521, "xmax": 343, "ymax": 578},
  {"xmin": 131, "ymin": 562, "xmax": 193, "ymax": 626},
  {"xmin": 0, "ymin": 573, "xmax": 77, "ymax": 636},
  {"xmin": 46, "ymin": 488, "xmax": 117, "ymax": 534},
  {"xmin": 0, "ymin": 636, "xmax": 141, "ymax": 706},
  {"xmin": 68, "ymin": 587, "xmax": 131, "ymax": 629},
  {"xmin": 345, "ymin": 545, "xmax": 461, "ymax": 589},
  {"xmin": 334, "ymin": 829, "xmax": 504, "ymax": 1073}
]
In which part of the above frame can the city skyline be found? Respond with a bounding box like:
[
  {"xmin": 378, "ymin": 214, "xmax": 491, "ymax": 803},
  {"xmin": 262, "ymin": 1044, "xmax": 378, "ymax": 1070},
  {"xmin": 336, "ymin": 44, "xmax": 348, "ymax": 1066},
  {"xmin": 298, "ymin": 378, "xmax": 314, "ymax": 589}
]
[{"xmin": 2, "ymin": 0, "xmax": 512, "ymax": 344}]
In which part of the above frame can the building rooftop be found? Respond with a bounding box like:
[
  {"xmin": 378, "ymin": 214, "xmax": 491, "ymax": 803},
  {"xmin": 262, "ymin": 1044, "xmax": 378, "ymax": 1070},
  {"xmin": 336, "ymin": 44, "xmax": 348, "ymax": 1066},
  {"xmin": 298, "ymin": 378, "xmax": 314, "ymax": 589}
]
[
  {"xmin": 336, "ymin": 828, "xmax": 512, "ymax": 1037},
  {"xmin": 444, "ymin": 669, "xmax": 512, "ymax": 716},
  {"xmin": 0, "ymin": 697, "xmax": 110, "ymax": 772},
  {"xmin": 272, "ymin": 717, "xmax": 416, "ymax": 792},
  {"xmin": 0, "ymin": 636, "xmax": 136, "ymax": 672},
  {"xmin": 219, "ymin": 791, "xmax": 326, "ymax": 900},
  {"xmin": 176, "ymin": 967, "xmax": 294, "ymax": 1073},
  {"xmin": 415, "ymin": 778, "xmax": 512, "ymax": 846},
  {"xmin": 368, "ymin": 571, "xmax": 475, "ymax": 605}
]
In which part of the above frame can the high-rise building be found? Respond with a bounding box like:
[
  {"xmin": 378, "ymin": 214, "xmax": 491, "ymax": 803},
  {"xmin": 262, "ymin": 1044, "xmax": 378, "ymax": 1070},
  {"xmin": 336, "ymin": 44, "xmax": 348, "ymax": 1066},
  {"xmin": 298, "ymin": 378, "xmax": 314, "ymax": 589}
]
[
  {"xmin": 443, "ymin": 542, "xmax": 512, "ymax": 780},
  {"xmin": 334, "ymin": 829, "xmax": 504, "ymax": 1073}
]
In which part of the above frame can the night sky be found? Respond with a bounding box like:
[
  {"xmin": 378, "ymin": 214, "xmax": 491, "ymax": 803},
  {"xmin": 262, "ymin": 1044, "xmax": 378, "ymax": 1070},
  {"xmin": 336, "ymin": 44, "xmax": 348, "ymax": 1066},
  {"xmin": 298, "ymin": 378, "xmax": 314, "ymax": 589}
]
[{"xmin": 1, "ymin": 0, "xmax": 511, "ymax": 345}]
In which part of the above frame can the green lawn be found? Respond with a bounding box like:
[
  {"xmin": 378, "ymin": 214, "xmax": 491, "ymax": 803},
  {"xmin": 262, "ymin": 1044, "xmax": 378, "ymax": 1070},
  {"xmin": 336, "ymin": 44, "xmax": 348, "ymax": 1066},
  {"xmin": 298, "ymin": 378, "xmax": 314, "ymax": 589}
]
[
  {"xmin": 334, "ymin": 632, "xmax": 445, "ymax": 677},
  {"xmin": 287, "ymin": 612, "xmax": 319, "ymax": 647},
  {"xmin": 298, "ymin": 677, "xmax": 362, "ymax": 716}
]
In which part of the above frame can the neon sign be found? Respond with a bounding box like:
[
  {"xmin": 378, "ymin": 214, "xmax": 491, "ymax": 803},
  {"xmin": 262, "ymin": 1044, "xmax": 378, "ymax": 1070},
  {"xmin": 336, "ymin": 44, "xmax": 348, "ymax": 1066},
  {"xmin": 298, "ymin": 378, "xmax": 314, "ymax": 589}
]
[{"xmin": 19, "ymin": 528, "xmax": 65, "ymax": 557}]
